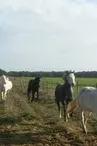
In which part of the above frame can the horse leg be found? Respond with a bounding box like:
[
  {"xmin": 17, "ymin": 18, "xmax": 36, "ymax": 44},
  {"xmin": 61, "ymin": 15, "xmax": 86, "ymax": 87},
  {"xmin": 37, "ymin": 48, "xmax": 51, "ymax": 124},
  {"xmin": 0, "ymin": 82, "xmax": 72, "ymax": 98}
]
[
  {"xmin": 1, "ymin": 91, "xmax": 4, "ymax": 100},
  {"xmin": 62, "ymin": 101, "xmax": 68, "ymax": 122},
  {"xmin": 56, "ymin": 101, "xmax": 61, "ymax": 118},
  {"xmin": 80, "ymin": 110, "xmax": 87, "ymax": 134},
  {"xmin": 31, "ymin": 91, "xmax": 35, "ymax": 102},
  {"xmin": 27, "ymin": 88, "xmax": 31, "ymax": 102},
  {"xmin": 3, "ymin": 90, "xmax": 7, "ymax": 101},
  {"xmin": 36, "ymin": 88, "xmax": 39, "ymax": 100},
  {"xmin": 84, "ymin": 111, "xmax": 92, "ymax": 125}
]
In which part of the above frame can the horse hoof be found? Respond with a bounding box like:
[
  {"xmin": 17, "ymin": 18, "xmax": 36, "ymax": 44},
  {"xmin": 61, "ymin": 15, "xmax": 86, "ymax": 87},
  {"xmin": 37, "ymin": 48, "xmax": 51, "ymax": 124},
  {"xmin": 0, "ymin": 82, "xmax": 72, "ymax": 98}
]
[
  {"xmin": 70, "ymin": 113, "xmax": 73, "ymax": 117},
  {"xmin": 83, "ymin": 130, "xmax": 87, "ymax": 134},
  {"xmin": 64, "ymin": 119, "xmax": 68, "ymax": 122}
]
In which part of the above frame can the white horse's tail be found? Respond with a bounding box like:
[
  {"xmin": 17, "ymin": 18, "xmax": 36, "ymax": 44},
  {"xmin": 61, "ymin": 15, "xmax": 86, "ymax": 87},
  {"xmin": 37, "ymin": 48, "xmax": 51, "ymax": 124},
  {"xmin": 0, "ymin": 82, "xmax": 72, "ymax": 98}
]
[{"xmin": 8, "ymin": 81, "xmax": 13, "ymax": 90}]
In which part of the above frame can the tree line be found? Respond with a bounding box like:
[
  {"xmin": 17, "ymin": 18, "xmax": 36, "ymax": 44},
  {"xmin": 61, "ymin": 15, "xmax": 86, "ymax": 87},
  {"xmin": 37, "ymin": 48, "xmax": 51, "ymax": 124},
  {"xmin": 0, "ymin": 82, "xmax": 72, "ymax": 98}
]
[{"xmin": 0, "ymin": 68, "xmax": 97, "ymax": 78}]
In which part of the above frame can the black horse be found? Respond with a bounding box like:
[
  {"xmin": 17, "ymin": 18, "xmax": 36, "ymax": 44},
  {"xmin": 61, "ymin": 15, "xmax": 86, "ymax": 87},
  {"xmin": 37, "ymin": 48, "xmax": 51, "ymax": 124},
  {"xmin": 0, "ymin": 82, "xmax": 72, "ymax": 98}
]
[
  {"xmin": 27, "ymin": 76, "xmax": 41, "ymax": 102},
  {"xmin": 55, "ymin": 71, "xmax": 76, "ymax": 122}
]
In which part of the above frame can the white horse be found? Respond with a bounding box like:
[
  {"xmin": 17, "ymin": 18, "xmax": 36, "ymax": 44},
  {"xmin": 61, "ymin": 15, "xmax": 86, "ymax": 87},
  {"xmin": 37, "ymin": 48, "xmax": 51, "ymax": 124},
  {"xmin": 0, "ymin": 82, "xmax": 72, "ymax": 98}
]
[
  {"xmin": 0, "ymin": 75, "xmax": 13, "ymax": 101},
  {"xmin": 67, "ymin": 86, "xmax": 97, "ymax": 134}
]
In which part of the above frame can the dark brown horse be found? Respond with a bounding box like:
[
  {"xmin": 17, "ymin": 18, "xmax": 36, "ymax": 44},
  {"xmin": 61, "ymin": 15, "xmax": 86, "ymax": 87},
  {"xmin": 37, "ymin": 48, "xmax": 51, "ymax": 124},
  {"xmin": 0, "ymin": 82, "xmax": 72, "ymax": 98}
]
[
  {"xmin": 27, "ymin": 76, "xmax": 41, "ymax": 102},
  {"xmin": 55, "ymin": 71, "xmax": 76, "ymax": 122}
]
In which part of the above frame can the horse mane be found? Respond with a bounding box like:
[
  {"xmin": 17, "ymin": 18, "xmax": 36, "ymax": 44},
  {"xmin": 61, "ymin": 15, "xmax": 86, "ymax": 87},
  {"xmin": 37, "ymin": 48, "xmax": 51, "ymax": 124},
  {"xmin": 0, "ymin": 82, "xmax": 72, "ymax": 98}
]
[{"xmin": 3, "ymin": 75, "xmax": 10, "ymax": 82}]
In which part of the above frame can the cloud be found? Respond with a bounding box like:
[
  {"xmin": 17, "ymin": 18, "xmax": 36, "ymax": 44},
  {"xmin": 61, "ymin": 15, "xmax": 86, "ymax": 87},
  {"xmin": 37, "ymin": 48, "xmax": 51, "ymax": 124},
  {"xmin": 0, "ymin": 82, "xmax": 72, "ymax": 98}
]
[{"xmin": 0, "ymin": 0, "xmax": 97, "ymax": 71}]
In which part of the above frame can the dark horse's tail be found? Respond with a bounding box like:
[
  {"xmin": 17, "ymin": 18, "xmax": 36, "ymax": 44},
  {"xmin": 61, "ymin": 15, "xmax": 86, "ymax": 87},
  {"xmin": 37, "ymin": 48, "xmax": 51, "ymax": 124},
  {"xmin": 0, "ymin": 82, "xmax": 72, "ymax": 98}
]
[
  {"xmin": 27, "ymin": 79, "xmax": 33, "ymax": 98},
  {"xmin": 55, "ymin": 84, "xmax": 60, "ymax": 103}
]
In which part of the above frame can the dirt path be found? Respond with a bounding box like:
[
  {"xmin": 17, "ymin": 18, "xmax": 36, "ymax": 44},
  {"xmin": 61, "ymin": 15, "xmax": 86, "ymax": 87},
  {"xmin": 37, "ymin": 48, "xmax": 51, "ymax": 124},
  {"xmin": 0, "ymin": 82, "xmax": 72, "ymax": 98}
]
[{"xmin": 0, "ymin": 91, "xmax": 97, "ymax": 146}]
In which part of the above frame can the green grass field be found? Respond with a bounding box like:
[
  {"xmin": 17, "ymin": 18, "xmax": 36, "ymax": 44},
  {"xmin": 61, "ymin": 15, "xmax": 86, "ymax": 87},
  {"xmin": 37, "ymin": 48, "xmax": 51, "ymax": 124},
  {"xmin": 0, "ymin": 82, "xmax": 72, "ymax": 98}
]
[
  {"xmin": 14, "ymin": 77, "xmax": 97, "ymax": 98},
  {"xmin": 0, "ymin": 77, "xmax": 97, "ymax": 146}
]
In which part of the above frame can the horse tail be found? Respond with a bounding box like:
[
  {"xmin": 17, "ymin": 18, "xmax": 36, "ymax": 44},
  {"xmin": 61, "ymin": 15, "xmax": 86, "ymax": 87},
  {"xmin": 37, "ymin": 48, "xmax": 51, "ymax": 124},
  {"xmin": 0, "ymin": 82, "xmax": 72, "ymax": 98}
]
[
  {"xmin": 27, "ymin": 80, "xmax": 33, "ymax": 88},
  {"xmin": 55, "ymin": 89, "xmax": 57, "ymax": 102},
  {"xmin": 9, "ymin": 81, "xmax": 13, "ymax": 90},
  {"xmin": 27, "ymin": 80, "xmax": 32, "ymax": 94},
  {"xmin": 55, "ymin": 84, "xmax": 61, "ymax": 102}
]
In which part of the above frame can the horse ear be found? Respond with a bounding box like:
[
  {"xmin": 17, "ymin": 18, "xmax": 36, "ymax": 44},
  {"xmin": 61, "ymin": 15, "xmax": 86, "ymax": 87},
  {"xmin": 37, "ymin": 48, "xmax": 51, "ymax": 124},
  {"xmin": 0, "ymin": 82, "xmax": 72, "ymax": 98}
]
[
  {"xmin": 62, "ymin": 72, "xmax": 66, "ymax": 81},
  {"xmin": 65, "ymin": 70, "xmax": 69, "ymax": 75},
  {"xmin": 63, "ymin": 71, "xmax": 68, "ymax": 81}
]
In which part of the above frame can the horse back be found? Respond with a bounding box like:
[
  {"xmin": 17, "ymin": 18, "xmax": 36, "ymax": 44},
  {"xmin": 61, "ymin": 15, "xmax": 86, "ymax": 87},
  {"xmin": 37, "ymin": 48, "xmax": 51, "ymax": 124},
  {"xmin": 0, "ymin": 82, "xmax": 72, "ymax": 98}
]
[{"xmin": 78, "ymin": 87, "xmax": 97, "ymax": 112}]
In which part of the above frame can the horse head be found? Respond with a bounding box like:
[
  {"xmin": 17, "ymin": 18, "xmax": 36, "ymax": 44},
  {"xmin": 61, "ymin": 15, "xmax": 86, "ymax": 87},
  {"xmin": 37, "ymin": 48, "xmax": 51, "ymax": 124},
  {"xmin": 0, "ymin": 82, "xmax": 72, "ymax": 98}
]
[
  {"xmin": 34, "ymin": 76, "xmax": 41, "ymax": 86},
  {"xmin": 35, "ymin": 76, "xmax": 41, "ymax": 82},
  {"xmin": 35, "ymin": 76, "xmax": 41, "ymax": 80},
  {"xmin": 63, "ymin": 71, "xmax": 76, "ymax": 86}
]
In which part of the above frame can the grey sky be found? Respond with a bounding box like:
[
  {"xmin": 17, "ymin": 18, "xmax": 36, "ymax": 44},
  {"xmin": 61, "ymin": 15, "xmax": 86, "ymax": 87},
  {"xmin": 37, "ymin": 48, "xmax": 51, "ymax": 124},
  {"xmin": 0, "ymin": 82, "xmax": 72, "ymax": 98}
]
[{"xmin": 0, "ymin": 0, "xmax": 97, "ymax": 71}]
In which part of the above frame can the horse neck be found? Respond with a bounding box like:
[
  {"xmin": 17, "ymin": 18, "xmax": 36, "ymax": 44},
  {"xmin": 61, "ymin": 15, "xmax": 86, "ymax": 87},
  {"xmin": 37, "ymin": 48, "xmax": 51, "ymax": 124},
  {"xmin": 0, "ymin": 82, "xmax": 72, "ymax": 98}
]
[
  {"xmin": 6, "ymin": 78, "xmax": 9, "ymax": 82},
  {"xmin": 4, "ymin": 77, "xmax": 8, "ymax": 83},
  {"xmin": 34, "ymin": 79, "xmax": 40, "ymax": 85},
  {"xmin": 64, "ymin": 82, "xmax": 71, "ymax": 88}
]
